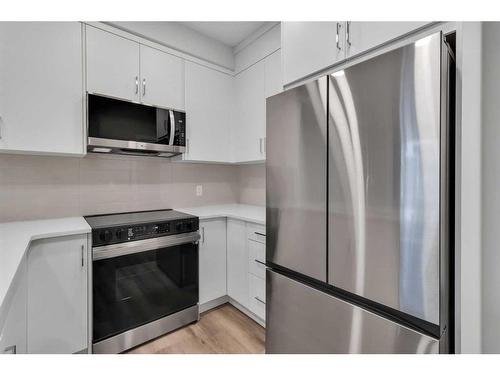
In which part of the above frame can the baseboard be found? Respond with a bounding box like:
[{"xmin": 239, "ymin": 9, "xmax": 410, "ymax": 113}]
[
  {"xmin": 200, "ymin": 295, "xmax": 229, "ymax": 313},
  {"xmin": 228, "ymin": 297, "xmax": 266, "ymax": 328}
]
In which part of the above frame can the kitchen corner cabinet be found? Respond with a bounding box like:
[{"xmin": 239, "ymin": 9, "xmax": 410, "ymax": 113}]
[
  {"xmin": 199, "ymin": 218, "xmax": 227, "ymax": 304},
  {"xmin": 86, "ymin": 26, "xmax": 185, "ymax": 110},
  {"xmin": 183, "ymin": 61, "xmax": 233, "ymax": 162},
  {"xmin": 27, "ymin": 234, "xmax": 88, "ymax": 354},
  {"xmin": 227, "ymin": 219, "xmax": 250, "ymax": 307},
  {"xmin": 0, "ymin": 22, "xmax": 84, "ymax": 155},
  {"xmin": 233, "ymin": 61, "xmax": 266, "ymax": 163},
  {"xmin": 282, "ymin": 22, "xmax": 345, "ymax": 85},
  {"xmin": 345, "ymin": 22, "xmax": 429, "ymax": 58}
]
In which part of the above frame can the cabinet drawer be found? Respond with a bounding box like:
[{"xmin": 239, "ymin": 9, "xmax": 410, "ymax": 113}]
[
  {"xmin": 247, "ymin": 223, "xmax": 266, "ymax": 244},
  {"xmin": 249, "ymin": 274, "xmax": 266, "ymax": 321},
  {"xmin": 248, "ymin": 239, "xmax": 266, "ymax": 278}
]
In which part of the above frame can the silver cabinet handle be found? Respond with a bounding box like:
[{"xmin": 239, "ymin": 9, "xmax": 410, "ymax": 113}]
[
  {"xmin": 201, "ymin": 227, "xmax": 205, "ymax": 244},
  {"xmin": 3, "ymin": 345, "xmax": 16, "ymax": 354},
  {"xmin": 346, "ymin": 21, "xmax": 351, "ymax": 46},
  {"xmin": 336, "ymin": 23, "xmax": 341, "ymax": 50},
  {"xmin": 263, "ymin": 137, "xmax": 266, "ymax": 155},
  {"xmin": 81, "ymin": 245, "xmax": 85, "ymax": 267},
  {"xmin": 135, "ymin": 76, "xmax": 139, "ymax": 95},
  {"xmin": 142, "ymin": 78, "xmax": 146, "ymax": 96},
  {"xmin": 186, "ymin": 138, "xmax": 189, "ymax": 154},
  {"xmin": 259, "ymin": 138, "xmax": 262, "ymax": 154},
  {"xmin": 255, "ymin": 297, "xmax": 266, "ymax": 305}
]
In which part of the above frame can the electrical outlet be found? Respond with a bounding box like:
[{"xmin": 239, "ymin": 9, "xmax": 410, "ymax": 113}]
[{"xmin": 196, "ymin": 185, "xmax": 203, "ymax": 197}]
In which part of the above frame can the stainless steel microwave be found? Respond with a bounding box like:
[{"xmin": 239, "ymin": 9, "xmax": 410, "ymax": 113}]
[{"xmin": 87, "ymin": 94, "xmax": 186, "ymax": 158}]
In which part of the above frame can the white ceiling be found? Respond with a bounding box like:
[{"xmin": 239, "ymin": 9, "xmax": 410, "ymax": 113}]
[{"xmin": 180, "ymin": 22, "xmax": 271, "ymax": 48}]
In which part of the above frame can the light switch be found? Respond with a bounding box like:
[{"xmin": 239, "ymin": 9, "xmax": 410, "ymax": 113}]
[{"xmin": 196, "ymin": 185, "xmax": 203, "ymax": 197}]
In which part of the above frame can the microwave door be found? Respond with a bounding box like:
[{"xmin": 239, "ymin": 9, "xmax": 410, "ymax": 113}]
[{"xmin": 156, "ymin": 109, "xmax": 170, "ymax": 144}]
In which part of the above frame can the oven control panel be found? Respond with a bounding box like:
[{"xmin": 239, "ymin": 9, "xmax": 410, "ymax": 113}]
[{"xmin": 92, "ymin": 218, "xmax": 199, "ymax": 247}]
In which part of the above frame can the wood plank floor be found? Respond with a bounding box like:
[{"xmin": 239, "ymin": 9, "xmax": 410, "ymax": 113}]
[{"xmin": 126, "ymin": 304, "xmax": 265, "ymax": 354}]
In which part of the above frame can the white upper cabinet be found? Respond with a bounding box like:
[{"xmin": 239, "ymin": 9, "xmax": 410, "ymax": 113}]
[
  {"xmin": 282, "ymin": 22, "xmax": 345, "ymax": 85},
  {"xmin": 233, "ymin": 61, "xmax": 266, "ymax": 163},
  {"xmin": 0, "ymin": 22, "xmax": 84, "ymax": 155},
  {"xmin": 346, "ymin": 22, "xmax": 430, "ymax": 58},
  {"xmin": 86, "ymin": 26, "xmax": 185, "ymax": 110},
  {"xmin": 86, "ymin": 26, "xmax": 140, "ymax": 102},
  {"xmin": 199, "ymin": 219, "xmax": 227, "ymax": 305},
  {"xmin": 184, "ymin": 61, "xmax": 232, "ymax": 162},
  {"xmin": 27, "ymin": 234, "xmax": 88, "ymax": 354},
  {"xmin": 265, "ymin": 49, "xmax": 283, "ymax": 98},
  {"xmin": 139, "ymin": 45, "xmax": 185, "ymax": 110}
]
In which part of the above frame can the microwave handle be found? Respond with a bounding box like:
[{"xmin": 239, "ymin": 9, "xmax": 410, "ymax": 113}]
[{"xmin": 169, "ymin": 110, "xmax": 175, "ymax": 146}]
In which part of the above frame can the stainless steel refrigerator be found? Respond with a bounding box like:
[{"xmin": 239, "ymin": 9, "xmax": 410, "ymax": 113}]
[{"xmin": 265, "ymin": 32, "xmax": 455, "ymax": 354}]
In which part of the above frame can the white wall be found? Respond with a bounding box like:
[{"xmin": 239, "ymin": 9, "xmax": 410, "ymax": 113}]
[
  {"xmin": 481, "ymin": 22, "xmax": 500, "ymax": 354},
  {"xmin": 455, "ymin": 21, "xmax": 483, "ymax": 354},
  {"xmin": 107, "ymin": 21, "xmax": 235, "ymax": 70}
]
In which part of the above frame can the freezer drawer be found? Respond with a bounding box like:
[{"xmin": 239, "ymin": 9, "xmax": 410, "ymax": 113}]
[
  {"xmin": 328, "ymin": 32, "xmax": 444, "ymax": 324},
  {"xmin": 266, "ymin": 269, "xmax": 439, "ymax": 354},
  {"xmin": 266, "ymin": 77, "xmax": 328, "ymax": 282}
]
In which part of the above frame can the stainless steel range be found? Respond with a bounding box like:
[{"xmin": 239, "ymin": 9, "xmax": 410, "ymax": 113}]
[{"xmin": 85, "ymin": 209, "xmax": 200, "ymax": 354}]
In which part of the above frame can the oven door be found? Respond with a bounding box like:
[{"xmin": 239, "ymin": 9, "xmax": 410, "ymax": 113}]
[{"xmin": 92, "ymin": 233, "xmax": 199, "ymax": 344}]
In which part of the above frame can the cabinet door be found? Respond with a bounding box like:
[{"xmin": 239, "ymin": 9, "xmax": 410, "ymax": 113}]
[
  {"xmin": 0, "ymin": 260, "xmax": 27, "ymax": 354},
  {"xmin": 346, "ymin": 22, "xmax": 429, "ymax": 57},
  {"xmin": 233, "ymin": 61, "xmax": 266, "ymax": 163},
  {"xmin": 86, "ymin": 25, "xmax": 140, "ymax": 102},
  {"xmin": 140, "ymin": 45, "xmax": 185, "ymax": 110},
  {"xmin": 199, "ymin": 219, "xmax": 227, "ymax": 304},
  {"xmin": 27, "ymin": 234, "xmax": 88, "ymax": 354},
  {"xmin": 248, "ymin": 274, "xmax": 266, "ymax": 321},
  {"xmin": 0, "ymin": 22, "xmax": 84, "ymax": 155},
  {"xmin": 184, "ymin": 61, "xmax": 232, "ymax": 162},
  {"xmin": 227, "ymin": 219, "xmax": 249, "ymax": 307},
  {"xmin": 264, "ymin": 50, "xmax": 283, "ymax": 99},
  {"xmin": 282, "ymin": 22, "xmax": 345, "ymax": 85}
]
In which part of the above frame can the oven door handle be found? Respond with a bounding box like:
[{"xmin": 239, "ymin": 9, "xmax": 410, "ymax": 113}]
[{"xmin": 92, "ymin": 232, "xmax": 200, "ymax": 261}]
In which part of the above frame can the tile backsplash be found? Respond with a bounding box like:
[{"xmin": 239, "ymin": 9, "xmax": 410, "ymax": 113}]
[{"xmin": 0, "ymin": 153, "xmax": 264, "ymax": 222}]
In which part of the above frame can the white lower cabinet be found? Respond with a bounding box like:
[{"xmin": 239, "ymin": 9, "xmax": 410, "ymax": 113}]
[
  {"xmin": 226, "ymin": 219, "xmax": 249, "ymax": 307},
  {"xmin": 0, "ymin": 260, "xmax": 27, "ymax": 354},
  {"xmin": 27, "ymin": 234, "xmax": 88, "ymax": 354},
  {"xmin": 248, "ymin": 274, "xmax": 266, "ymax": 321},
  {"xmin": 199, "ymin": 218, "xmax": 227, "ymax": 304}
]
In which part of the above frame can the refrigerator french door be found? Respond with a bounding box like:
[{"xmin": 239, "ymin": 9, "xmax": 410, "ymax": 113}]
[{"xmin": 266, "ymin": 32, "xmax": 453, "ymax": 354}]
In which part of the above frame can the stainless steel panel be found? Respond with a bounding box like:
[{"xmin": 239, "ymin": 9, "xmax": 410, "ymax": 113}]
[
  {"xmin": 87, "ymin": 137, "xmax": 185, "ymax": 157},
  {"xmin": 92, "ymin": 232, "xmax": 200, "ymax": 260},
  {"xmin": 328, "ymin": 33, "xmax": 443, "ymax": 324},
  {"xmin": 92, "ymin": 304, "xmax": 199, "ymax": 354},
  {"xmin": 266, "ymin": 77, "xmax": 328, "ymax": 281},
  {"xmin": 266, "ymin": 270, "xmax": 439, "ymax": 354}
]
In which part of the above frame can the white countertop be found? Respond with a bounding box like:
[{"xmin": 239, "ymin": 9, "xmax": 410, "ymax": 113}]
[
  {"xmin": 0, "ymin": 217, "xmax": 91, "ymax": 315},
  {"xmin": 176, "ymin": 204, "xmax": 265, "ymax": 225}
]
